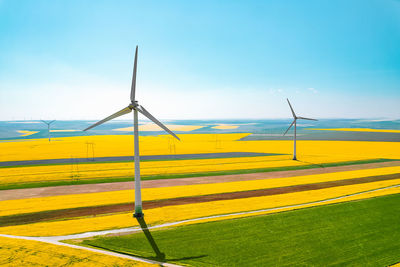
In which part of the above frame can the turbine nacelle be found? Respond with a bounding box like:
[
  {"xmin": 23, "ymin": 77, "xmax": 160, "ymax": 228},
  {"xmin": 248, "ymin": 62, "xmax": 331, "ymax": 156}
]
[
  {"xmin": 283, "ymin": 98, "xmax": 318, "ymax": 136},
  {"xmin": 129, "ymin": 101, "xmax": 139, "ymax": 109}
]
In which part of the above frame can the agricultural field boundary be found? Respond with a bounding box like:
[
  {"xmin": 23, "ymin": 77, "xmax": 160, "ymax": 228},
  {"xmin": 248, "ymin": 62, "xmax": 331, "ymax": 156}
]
[{"xmin": 0, "ymin": 152, "xmax": 279, "ymax": 168}]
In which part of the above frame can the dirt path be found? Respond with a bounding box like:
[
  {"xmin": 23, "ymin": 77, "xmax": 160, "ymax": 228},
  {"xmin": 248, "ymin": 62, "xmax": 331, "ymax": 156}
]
[
  {"xmin": 2, "ymin": 172, "xmax": 400, "ymax": 226},
  {"xmin": 2, "ymin": 160, "xmax": 400, "ymax": 201}
]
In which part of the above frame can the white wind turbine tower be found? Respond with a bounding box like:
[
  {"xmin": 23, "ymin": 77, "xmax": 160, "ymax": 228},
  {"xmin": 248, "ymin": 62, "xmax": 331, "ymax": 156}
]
[
  {"xmin": 41, "ymin": 120, "xmax": 56, "ymax": 142},
  {"xmin": 283, "ymin": 98, "xmax": 317, "ymax": 160},
  {"xmin": 83, "ymin": 46, "xmax": 180, "ymax": 218}
]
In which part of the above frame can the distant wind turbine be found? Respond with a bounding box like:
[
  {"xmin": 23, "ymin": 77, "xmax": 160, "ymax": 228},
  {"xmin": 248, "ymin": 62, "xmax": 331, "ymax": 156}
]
[
  {"xmin": 83, "ymin": 46, "xmax": 180, "ymax": 218},
  {"xmin": 283, "ymin": 98, "xmax": 317, "ymax": 160},
  {"xmin": 41, "ymin": 120, "xmax": 56, "ymax": 142}
]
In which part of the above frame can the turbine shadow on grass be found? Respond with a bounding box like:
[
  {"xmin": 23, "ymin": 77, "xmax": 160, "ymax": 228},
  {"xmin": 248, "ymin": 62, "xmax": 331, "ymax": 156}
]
[
  {"xmin": 136, "ymin": 217, "xmax": 207, "ymax": 262},
  {"xmin": 136, "ymin": 217, "xmax": 166, "ymax": 260}
]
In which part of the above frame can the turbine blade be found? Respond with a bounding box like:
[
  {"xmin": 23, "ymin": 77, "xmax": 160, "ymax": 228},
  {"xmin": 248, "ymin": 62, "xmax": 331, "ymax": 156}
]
[
  {"xmin": 297, "ymin": 116, "xmax": 318, "ymax": 121},
  {"xmin": 49, "ymin": 120, "xmax": 56, "ymax": 125},
  {"xmin": 283, "ymin": 120, "xmax": 295, "ymax": 136},
  {"xmin": 136, "ymin": 105, "xmax": 180, "ymax": 140},
  {"xmin": 287, "ymin": 98, "xmax": 296, "ymax": 118},
  {"xmin": 130, "ymin": 46, "xmax": 138, "ymax": 102},
  {"xmin": 84, "ymin": 106, "xmax": 132, "ymax": 131},
  {"xmin": 41, "ymin": 120, "xmax": 48, "ymax": 125}
]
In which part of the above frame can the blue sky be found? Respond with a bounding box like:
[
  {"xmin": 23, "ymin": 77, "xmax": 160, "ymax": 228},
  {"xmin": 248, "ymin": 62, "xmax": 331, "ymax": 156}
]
[{"xmin": 0, "ymin": 0, "xmax": 399, "ymax": 120}]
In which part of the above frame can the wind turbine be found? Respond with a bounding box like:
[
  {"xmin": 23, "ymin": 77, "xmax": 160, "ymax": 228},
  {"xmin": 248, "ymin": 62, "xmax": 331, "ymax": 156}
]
[
  {"xmin": 41, "ymin": 120, "xmax": 56, "ymax": 142},
  {"xmin": 83, "ymin": 46, "xmax": 180, "ymax": 218},
  {"xmin": 283, "ymin": 98, "xmax": 317, "ymax": 160}
]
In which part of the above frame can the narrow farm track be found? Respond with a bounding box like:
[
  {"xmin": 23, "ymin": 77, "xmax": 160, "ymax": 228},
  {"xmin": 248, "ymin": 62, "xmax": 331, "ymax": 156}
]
[
  {"xmin": 2, "ymin": 172, "xmax": 400, "ymax": 226},
  {"xmin": 2, "ymin": 160, "xmax": 400, "ymax": 201}
]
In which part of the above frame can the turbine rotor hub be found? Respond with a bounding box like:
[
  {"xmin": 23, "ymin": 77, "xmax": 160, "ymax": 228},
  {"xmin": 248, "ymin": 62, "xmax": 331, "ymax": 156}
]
[{"xmin": 129, "ymin": 101, "xmax": 139, "ymax": 109}]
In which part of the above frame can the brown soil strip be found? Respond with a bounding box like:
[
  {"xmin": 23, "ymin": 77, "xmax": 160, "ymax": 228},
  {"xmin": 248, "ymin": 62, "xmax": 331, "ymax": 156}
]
[
  {"xmin": 2, "ymin": 160, "xmax": 400, "ymax": 201},
  {"xmin": 2, "ymin": 172, "xmax": 400, "ymax": 227}
]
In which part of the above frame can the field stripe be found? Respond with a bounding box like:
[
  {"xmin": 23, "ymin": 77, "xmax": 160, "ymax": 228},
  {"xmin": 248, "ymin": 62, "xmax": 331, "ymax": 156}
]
[
  {"xmin": 2, "ymin": 165, "xmax": 400, "ymax": 218},
  {"xmin": 2, "ymin": 173, "xmax": 400, "ymax": 226},
  {"xmin": 0, "ymin": 156, "xmax": 383, "ymax": 187},
  {"xmin": 2, "ymin": 181, "xmax": 400, "ymax": 236},
  {"xmin": 1, "ymin": 184, "xmax": 399, "ymax": 240},
  {"xmin": 2, "ymin": 160, "xmax": 400, "ymax": 201}
]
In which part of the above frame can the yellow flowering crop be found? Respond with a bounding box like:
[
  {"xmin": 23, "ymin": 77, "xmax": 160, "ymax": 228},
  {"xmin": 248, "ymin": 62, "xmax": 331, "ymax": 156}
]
[
  {"xmin": 1, "ymin": 178, "xmax": 400, "ymax": 236},
  {"xmin": 0, "ymin": 152, "xmax": 373, "ymax": 186},
  {"xmin": 0, "ymin": 155, "xmax": 295, "ymax": 185},
  {"xmin": 0, "ymin": 236, "xmax": 152, "ymax": 266},
  {"xmin": 16, "ymin": 130, "xmax": 39, "ymax": 137},
  {"xmin": 2, "ymin": 133, "xmax": 399, "ymax": 164},
  {"xmin": 0, "ymin": 133, "xmax": 249, "ymax": 162},
  {"xmin": 3, "ymin": 165, "xmax": 400, "ymax": 217}
]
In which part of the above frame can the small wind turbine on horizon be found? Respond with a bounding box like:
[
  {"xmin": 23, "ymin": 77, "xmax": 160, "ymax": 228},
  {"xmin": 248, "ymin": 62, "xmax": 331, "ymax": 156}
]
[
  {"xmin": 41, "ymin": 120, "xmax": 56, "ymax": 142},
  {"xmin": 83, "ymin": 46, "xmax": 180, "ymax": 218},
  {"xmin": 283, "ymin": 98, "xmax": 317, "ymax": 160}
]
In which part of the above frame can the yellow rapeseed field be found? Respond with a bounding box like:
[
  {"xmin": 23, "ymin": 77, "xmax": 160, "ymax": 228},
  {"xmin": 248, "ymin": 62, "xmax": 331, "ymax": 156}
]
[
  {"xmin": 0, "ymin": 134, "xmax": 248, "ymax": 162},
  {"xmin": 0, "ymin": 153, "xmax": 372, "ymax": 185},
  {"xmin": 1, "ymin": 133, "xmax": 399, "ymax": 163},
  {"xmin": 1, "ymin": 179, "xmax": 400, "ymax": 236},
  {"xmin": 2, "ymin": 165, "xmax": 400, "ymax": 217},
  {"xmin": 0, "ymin": 155, "xmax": 291, "ymax": 185},
  {"xmin": 16, "ymin": 130, "xmax": 38, "ymax": 137},
  {"xmin": 1, "ymin": 133, "xmax": 399, "ymax": 238},
  {"xmin": 0, "ymin": 236, "xmax": 152, "ymax": 266}
]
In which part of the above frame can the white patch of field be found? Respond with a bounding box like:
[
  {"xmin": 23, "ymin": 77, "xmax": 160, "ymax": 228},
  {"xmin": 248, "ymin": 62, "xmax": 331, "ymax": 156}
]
[
  {"xmin": 113, "ymin": 123, "xmax": 204, "ymax": 132},
  {"xmin": 17, "ymin": 130, "xmax": 38, "ymax": 137},
  {"xmin": 50, "ymin": 130, "xmax": 80, "ymax": 132},
  {"xmin": 205, "ymin": 123, "xmax": 258, "ymax": 126},
  {"xmin": 355, "ymin": 119, "xmax": 399, "ymax": 123},
  {"xmin": 212, "ymin": 124, "xmax": 239, "ymax": 130},
  {"xmin": 296, "ymin": 124, "xmax": 315, "ymax": 127}
]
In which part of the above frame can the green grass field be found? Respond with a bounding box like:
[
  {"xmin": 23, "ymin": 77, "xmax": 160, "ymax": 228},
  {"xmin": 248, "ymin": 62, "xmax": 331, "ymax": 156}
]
[{"xmin": 81, "ymin": 193, "xmax": 400, "ymax": 266}]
